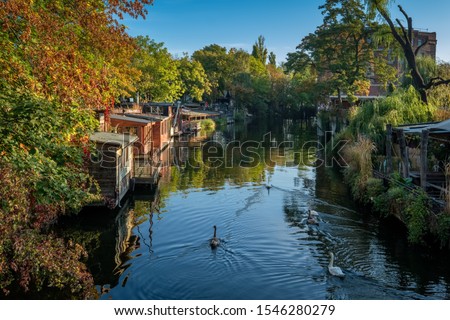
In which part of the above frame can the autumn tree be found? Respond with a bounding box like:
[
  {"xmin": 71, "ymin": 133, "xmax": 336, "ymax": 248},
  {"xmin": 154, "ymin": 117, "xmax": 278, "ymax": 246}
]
[
  {"xmin": 366, "ymin": 0, "xmax": 450, "ymax": 103},
  {"xmin": 0, "ymin": 0, "xmax": 153, "ymax": 298},
  {"xmin": 268, "ymin": 65, "xmax": 287, "ymax": 113},
  {"xmin": 0, "ymin": 0, "xmax": 153, "ymax": 108}
]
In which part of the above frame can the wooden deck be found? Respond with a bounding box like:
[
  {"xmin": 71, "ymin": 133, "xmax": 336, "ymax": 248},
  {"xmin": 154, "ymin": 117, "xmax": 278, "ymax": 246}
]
[
  {"xmin": 409, "ymin": 171, "xmax": 446, "ymax": 205},
  {"xmin": 134, "ymin": 155, "xmax": 161, "ymax": 186}
]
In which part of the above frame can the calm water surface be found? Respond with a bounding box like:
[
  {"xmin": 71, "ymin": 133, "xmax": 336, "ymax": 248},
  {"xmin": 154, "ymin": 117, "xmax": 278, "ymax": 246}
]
[{"xmin": 84, "ymin": 119, "xmax": 450, "ymax": 300}]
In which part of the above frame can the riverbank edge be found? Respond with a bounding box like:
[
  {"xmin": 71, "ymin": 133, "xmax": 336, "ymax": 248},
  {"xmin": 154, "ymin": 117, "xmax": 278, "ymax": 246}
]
[{"xmin": 326, "ymin": 134, "xmax": 450, "ymax": 250}]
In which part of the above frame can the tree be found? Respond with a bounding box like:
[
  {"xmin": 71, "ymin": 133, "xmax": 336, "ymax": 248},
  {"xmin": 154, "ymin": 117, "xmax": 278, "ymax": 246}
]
[
  {"xmin": 268, "ymin": 52, "xmax": 277, "ymax": 66},
  {"xmin": 266, "ymin": 63, "xmax": 290, "ymax": 115},
  {"xmin": 288, "ymin": 0, "xmax": 397, "ymax": 104},
  {"xmin": 0, "ymin": 92, "xmax": 100, "ymax": 298},
  {"xmin": 132, "ymin": 36, "xmax": 182, "ymax": 102},
  {"xmin": 366, "ymin": 0, "xmax": 450, "ymax": 103},
  {"xmin": 0, "ymin": 0, "xmax": 153, "ymax": 298},
  {"xmin": 0, "ymin": 0, "xmax": 153, "ymax": 109},
  {"xmin": 252, "ymin": 35, "xmax": 268, "ymax": 65},
  {"xmin": 193, "ymin": 44, "xmax": 232, "ymax": 99},
  {"xmin": 177, "ymin": 56, "xmax": 211, "ymax": 102},
  {"xmin": 429, "ymin": 61, "xmax": 450, "ymax": 110}
]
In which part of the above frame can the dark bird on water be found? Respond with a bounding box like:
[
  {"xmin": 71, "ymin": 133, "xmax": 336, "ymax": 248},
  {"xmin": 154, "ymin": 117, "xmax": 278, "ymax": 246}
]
[{"xmin": 210, "ymin": 225, "xmax": 220, "ymax": 248}]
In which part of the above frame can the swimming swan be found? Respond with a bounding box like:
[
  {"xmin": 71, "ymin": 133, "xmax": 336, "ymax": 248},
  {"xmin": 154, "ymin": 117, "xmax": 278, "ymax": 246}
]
[
  {"xmin": 210, "ymin": 225, "xmax": 220, "ymax": 248},
  {"xmin": 307, "ymin": 210, "xmax": 319, "ymax": 225},
  {"xmin": 328, "ymin": 252, "xmax": 345, "ymax": 277},
  {"xmin": 309, "ymin": 209, "xmax": 319, "ymax": 217}
]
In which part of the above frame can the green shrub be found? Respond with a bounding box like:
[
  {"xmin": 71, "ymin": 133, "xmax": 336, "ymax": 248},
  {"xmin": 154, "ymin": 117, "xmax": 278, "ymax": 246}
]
[
  {"xmin": 200, "ymin": 118, "xmax": 216, "ymax": 131},
  {"xmin": 373, "ymin": 192, "xmax": 390, "ymax": 216},
  {"xmin": 366, "ymin": 178, "xmax": 385, "ymax": 199},
  {"xmin": 234, "ymin": 110, "xmax": 246, "ymax": 122},
  {"xmin": 436, "ymin": 213, "xmax": 450, "ymax": 248},
  {"xmin": 405, "ymin": 191, "xmax": 430, "ymax": 245}
]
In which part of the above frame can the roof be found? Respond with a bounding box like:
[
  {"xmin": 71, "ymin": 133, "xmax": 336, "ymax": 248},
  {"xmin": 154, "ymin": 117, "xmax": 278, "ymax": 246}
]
[
  {"xmin": 144, "ymin": 102, "xmax": 173, "ymax": 107},
  {"xmin": 181, "ymin": 109, "xmax": 220, "ymax": 117},
  {"xmin": 396, "ymin": 118, "xmax": 450, "ymax": 134},
  {"xmin": 90, "ymin": 132, "xmax": 138, "ymax": 147},
  {"xmin": 184, "ymin": 103, "xmax": 202, "ymax": 108},
  {"xmin": 110, "ymin": 114, "xmax": 154, "ymax": 124},
  {"xmin": 329, "ymin": 95, "xmax": 386, "ymax": 100},
  {"xmin": 125, "ymin": 113, "xmax": 168, "ymax": 122}
]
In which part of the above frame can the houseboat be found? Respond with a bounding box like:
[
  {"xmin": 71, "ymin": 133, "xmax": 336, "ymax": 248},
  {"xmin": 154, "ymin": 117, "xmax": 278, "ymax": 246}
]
[{"xmin": 89, "ymin": 132, "xmax": 138, "ymax": 208}]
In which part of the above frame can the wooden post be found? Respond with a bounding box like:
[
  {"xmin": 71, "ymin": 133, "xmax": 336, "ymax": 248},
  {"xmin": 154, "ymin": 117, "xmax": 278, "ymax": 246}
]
[
  {"xmin": 420, "ymin": 129, "xmax": 429, "ymax": 189},
  {"xmin": 386, "ymin": 124, "xmax": 393, "ymax": 174},
  {"xmin": 398, "ymin": 129, "xmax": 409, "ymax": 178}
]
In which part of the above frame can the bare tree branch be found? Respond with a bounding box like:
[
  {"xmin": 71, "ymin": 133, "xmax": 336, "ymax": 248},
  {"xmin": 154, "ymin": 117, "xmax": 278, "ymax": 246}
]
[
  {"xmin": 425, "ymin": 77, "xmax": 450, "ymax": 90},
  {"xmin": 398, "ymin": 5, "xmax": 412, "ymax": 41},
  {"xmin": 415, "ymin": 38, "xmax": 429, "ymax": 56},
  {"xmin": 433, "ymin": 79, "xmax": 450, "ymax": 86},
  {"xmin": 396, "ymin": 18, "xmax": 409, "ymax": 45}
]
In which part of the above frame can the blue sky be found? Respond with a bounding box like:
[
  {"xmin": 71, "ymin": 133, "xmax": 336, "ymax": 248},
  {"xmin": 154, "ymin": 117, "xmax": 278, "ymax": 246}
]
[{"xmin": 123, "ymin": 0, "xmax": 450, "ymax": 63}]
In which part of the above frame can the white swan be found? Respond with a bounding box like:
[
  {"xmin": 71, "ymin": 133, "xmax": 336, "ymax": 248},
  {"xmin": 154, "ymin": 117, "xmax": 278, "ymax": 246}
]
[
  {"xmin": 309, "ymin": 209, "xmax": 319, "ymax": 217},
  {"xmin": 210, "ymin": 225, "xmax": 220, "ymax": 248},
  {"xmin": 328, "ymin": 252, "xmax": 345, "ymax": 277},
  {"xmin": 307, "ymin": 210, "xmax": 319, "ymax": 225}
]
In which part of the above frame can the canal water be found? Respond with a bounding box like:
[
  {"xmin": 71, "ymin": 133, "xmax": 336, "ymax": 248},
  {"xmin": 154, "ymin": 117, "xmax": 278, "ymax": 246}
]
[{"xmin": 81, "ymin": 119, "xmax": 450, "ymax": 300}]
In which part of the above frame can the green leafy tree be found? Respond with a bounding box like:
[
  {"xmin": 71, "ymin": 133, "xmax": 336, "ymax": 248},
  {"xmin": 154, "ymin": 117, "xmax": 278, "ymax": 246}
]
[
  {"xmin": 268, "ymin": 52, "xmax": 277, "ymax": 66},
  {"xmin": 133, "ymin": 36, "xmax": 183, "ymax": 102},
  {"xmin": 288, "ymin": 0, "xmax": 397, "ymax": 104},
  {"xmin": 177, "ymin": 56, "xmax": 211, "ymax": 102},
  {"xmin": 192, "ymin": 44, "xmax": 232, "ymax": 100},
  {"xmin": 286, "ymin": 67, "xmax": 319, "ymax": 116},
  {"xmin": 251, "ymin": 35, "xmax": 268, "ymax": 65},
  {"xmin": 429, "ymin": 61, "xmax": 450, "ymax": 111},
  {"xmin": 0, "ymin": 92, "xmax": 100, "ymax": 298}
]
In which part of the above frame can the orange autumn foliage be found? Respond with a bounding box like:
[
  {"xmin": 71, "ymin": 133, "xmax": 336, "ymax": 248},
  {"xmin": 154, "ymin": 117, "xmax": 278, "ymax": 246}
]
[{"xmin": 0, "ymin": 0, "xmax": 153, "ymax": 109}]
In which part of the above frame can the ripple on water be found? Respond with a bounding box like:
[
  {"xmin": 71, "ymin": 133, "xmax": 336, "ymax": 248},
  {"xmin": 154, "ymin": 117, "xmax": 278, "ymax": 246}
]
[{"xmin": 97, "ymin": 163, "xmax": 450, "ymax": 300}]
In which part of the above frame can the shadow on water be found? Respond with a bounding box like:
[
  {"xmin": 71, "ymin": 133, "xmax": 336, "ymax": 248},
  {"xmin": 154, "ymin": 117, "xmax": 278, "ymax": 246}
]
[{"xmin": 59, "ymin": 189, "xmax": 159, "ymax": 294}]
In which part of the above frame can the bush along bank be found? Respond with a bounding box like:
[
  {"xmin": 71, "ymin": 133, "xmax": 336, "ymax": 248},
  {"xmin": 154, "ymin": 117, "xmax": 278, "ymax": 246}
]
[{"xmin": 339, "ymin": 135, "xmax": 450, "ymax": 249}]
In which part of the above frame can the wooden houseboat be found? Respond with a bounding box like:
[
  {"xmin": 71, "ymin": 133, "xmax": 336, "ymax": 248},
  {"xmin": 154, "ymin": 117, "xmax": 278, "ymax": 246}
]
[
  {"xmin": 89, "ymin": 132, "xmax": 138, "ymax": 208},
  {"xmin": 110, "ymin": 114, "xmax": 154, "ymax": 156},
  {"xmin": 109, "ymin": 113, "xmax": 172, "ymax": 186}
]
